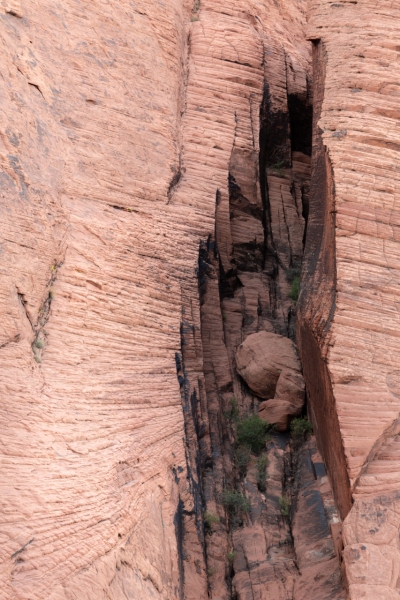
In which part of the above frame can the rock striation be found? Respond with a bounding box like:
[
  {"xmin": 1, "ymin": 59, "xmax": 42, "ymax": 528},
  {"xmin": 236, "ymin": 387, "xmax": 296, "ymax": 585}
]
[
  {"xmin": 0, "ymin": 0, "xmax": 398, "ymax": 599},
  {"xmin": 299, "ymin": 1, "xmax": 400, "ymax": 599}
]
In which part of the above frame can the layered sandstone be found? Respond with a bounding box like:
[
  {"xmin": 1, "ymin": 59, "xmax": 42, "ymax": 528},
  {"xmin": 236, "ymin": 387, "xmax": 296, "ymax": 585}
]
[
  {"xmin": 299, "ymin": 1, "xmax": 400, "ymax": 598},
  {"xmin": 1, "ymin": 0, "xmax": 399, "ymax": 599}
]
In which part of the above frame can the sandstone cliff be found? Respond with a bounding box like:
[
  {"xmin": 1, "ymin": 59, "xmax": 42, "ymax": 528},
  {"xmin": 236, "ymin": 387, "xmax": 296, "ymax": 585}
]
[{"xmin": 0, "ymin": 1, "xmax": 398, "ymax": 599}]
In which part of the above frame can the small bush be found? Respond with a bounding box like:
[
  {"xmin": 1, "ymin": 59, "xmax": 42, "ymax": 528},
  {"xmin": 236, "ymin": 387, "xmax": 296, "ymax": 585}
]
[
  {"xmin": 234, "ymin": 445, "xmax": 251, "ymax": 477},
  {"xmin": 48, "ymin": 288, "xmax": 55, "ymax": 299},
  {"xmin": 279, "ymin": 496, "xmax": 290, "ymax": 517},
  {"xmin": 207, "ymin": 567, "xmax": 215, "ymax": 577},
  {"xmin": 224, "ymin": 397, "xmax": 239, "ymax": 423},
  {"xmin": 270, "ymin": 160, "xmax": 285, "ymax": 178},
  {"xmin": 236, "ymin": 415, "xmax": 270, "ymax": 455},
  {"xmin": 221, "ymin": 489, "xmax": 250, "ymax": 514},
  {"xmin": 204, "ymin": 511, "xmax": 220, "ymax": 529},
  {"xmin": 290, "ymin": 417, "xmax": 313, "ymax": 441},
  {"xmin": 34, "ymin": 338, "xmax": 44, "ymax": 349},
  {"xmin": 33, "ymin": 354, "xmax": 41, "ymax": 364},
  {"xmin": 256, "ymin": 453, "xmax": 268, "ymax": 492},
  {"xmin": 285, "ymin": 266, "xmax": 301, "ymax": 283},
  {"xmin": 289, "ymin": 276, "xmax": 300, "ymax": 302},
  {"xmin": 227, "ymin": 551, "xmax": 237, "ymax": 563}
]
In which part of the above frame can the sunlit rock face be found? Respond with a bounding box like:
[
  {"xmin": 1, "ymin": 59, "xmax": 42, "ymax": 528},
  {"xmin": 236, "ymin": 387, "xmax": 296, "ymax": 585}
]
[
  {"xmin": 0, "ymin": 1, "xmax": 311, "ymax": 598},
  {"xmin": 299, "ymin": 2, "xmax": 400, "ymax": 599},
  {"xmin": 1, "ymin": 0, "xmax": 399, "ymax": 599}
]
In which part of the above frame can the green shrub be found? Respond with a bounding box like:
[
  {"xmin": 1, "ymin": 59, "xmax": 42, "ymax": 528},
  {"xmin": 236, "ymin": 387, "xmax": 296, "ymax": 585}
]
[
  {"xmin": 33, "ymin": 354, "xmax": 41, "ymax": 364},
  {"xmin": 279, "ymin": 496, "xmax": 290, "ymax": 517},
  {"xmin": 34, "ymin": 338, "xmax": 44, "ymax": 349},
  {"xmin": 270, "ymin": 160, "xmax": 285, "ymax": 178},
  {"xmin": 289, "ymin": 276, "xmax": 300, "ymax": 302},
  {"xmin": 290, "ymin": 417, "xmax": 313, "ymax": 441},
  {"xmin": 221, "ymin": 489, "xmax": 250, "ymax": 514},
  {"xmin": 224, "ymin": 397, "xmax": 239, "ymax": 423},
  {"xmin": 256, "ymin": 453, "xmax": 268, "ymax": 492},
  {"xmin": 285, "ymin": 266, "xmax": 301, "ymax": 283},
  {"xmin": 234, "ymin": 445, "xmax": 251, "ymax": 477},
  {"xmin": 204, "ymin": 511, "xmax": 220, "ymax": 529},
  {"xmin": 236, "ymin": 415, "xmax": 270, "ymax": 455},
  {"xmin": 227, "ymin": 551, "xmax": 237, "ymax": 563}
]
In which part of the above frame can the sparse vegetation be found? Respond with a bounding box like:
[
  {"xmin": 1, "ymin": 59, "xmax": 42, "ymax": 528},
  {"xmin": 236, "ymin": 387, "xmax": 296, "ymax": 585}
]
[
  {"xmin": 234, "ymin": 444, "xmax": 251, "ymax": 478},
  {"xmin": 285, "ymin": 265, "xmax": 301, "ymax": 283},
  {"xmin": 204, "ymin": 511, "xmax": 220, "ymax": 532},
  {"xmin": 34, "ymin": 338, "xmax": 44, "ymax": 349},
  {"xmin": 290, "ymin": 417, "xmax": 313, "ymax": 441},
  {"xmin": 207, "ymin": 567, "xmax": 215, "ymax": 577},
  {"xmin": 33, "ymin": 354, "xmax": 41, "ymax": 364},
  {"xmin": 236, "ymin": 414, "xmax": 271, "ymax": 455},
  {"xmin": 48, "ymin": 288, "xmax": 55, "ymax": 299},
  {"xmin": 269, "ymin": 160, "xmax": 285, "ymax": 178},
  {"xmin": 221, "ymin": 489, "xmax": 251, "ymax": 515},
  {"xmin": 224, "ymin": 397, "xmax": 239, "ymax": 423},
  {"xmin": 279, "ymin": 496, "xmax": 290, "ymax": 517},
  {"xmin": 227, "ymin": 551, "xmax": 237, "ymax": 563},
  {"xmin": 288, "ymin": 276, "xmax": 300, "ymax": 302},
  {"xmin": 256, "ymin": 453, "xmax": 268, "ymax": 492}
]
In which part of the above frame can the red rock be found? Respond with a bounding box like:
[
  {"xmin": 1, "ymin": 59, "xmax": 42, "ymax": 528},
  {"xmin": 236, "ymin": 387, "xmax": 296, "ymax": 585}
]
[{"xmin": 235, "ymin": 331, "xmax": 304, "ymax": 399}]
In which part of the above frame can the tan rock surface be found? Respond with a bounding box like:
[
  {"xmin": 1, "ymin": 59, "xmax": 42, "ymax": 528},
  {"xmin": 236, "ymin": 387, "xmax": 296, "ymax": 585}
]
[
  {"xmin": 2, "ymin": 0, "xmax": 388, "ymax": 597},
  {"xmin": 299, "ymin": 1, "xmax": 400, "ymax": 598},
  {"xmin": 0, "ymin": 0, "xmax": 317, "ymax": 598},
  {"xmin": 236, "ymin": 331, "xmax": 303, "ymax": 399},
  {"xmin": 0, "ymin": 2, "xmax": 208, "ymax": 599}
]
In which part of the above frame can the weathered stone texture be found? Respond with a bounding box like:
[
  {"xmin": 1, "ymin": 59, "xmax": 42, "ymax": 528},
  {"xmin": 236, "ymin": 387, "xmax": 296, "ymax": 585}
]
[
  {"xmin": 0, "ymin": 2, "xmax": 204, "ymax": 599},
  {"xmin": 300, "ymin": 1, "xmax": 400, "ymax": 598}
]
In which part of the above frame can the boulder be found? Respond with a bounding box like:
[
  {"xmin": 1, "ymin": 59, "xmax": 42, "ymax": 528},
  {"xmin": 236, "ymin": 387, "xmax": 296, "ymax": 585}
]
[
  {"xmin": 235, "ymin": 331, "xmax": 305, "ymax": 430},
  {"xmin": 235, "ymin": 331, "xmax": 302, "ymax": 399}
]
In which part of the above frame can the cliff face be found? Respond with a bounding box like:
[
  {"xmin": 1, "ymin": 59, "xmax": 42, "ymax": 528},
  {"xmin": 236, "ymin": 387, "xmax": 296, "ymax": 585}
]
[
  {"xmin": 0, "ymin": 1, "xmax": 398, "ymax": 599},
  {"xmin": 299, "ymin": 2, "xmax": 400, "ymax": 599},
  {"xmin": 0, "ymin": 2, "xmax": 195, "ymax": 598}
]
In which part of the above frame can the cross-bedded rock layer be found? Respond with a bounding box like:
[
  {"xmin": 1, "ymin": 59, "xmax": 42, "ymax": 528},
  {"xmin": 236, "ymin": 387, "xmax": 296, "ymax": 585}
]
[
  {"xmin": 299, "ymin": 2, "xmax": 400, "ymax": 598},
  {"xmin": 1, "ymin": 0, "xmax": 399, "ymax": 599}
]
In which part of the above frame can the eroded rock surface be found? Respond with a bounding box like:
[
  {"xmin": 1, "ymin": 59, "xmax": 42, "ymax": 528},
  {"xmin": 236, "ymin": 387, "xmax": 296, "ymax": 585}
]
[
  {"xmin": 236, "ymin": 331, "xmax": 305, "ymax": 430},
  {"xmin": 299, "ymin": 1, "xmax": 400, "ymax": 598},
  {"xmin": 1, "ymin": 0, "xmax": 397, "ymax": 598}
]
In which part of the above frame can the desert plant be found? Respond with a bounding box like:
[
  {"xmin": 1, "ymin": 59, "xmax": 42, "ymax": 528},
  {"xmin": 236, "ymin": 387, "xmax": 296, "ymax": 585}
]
[
  {"xmin": 227, "ymin": 551, "xmax": 237, "ymax": 563},
  {"xmin": 288, "ymin": 276, "xmax": 300, "ymax": 302},
  {"xmin": 33, "ymin": 353, "xmax": 41, "ymax": 364},
  {"xmin": 224, "ymin": 397, "xmax": 239, "ymax": 423},
  {"xmin": 290, "ymin": 417, "xmax": 313, "ymax": 441},
  {"xmin": 279, "ymin": 496, "xmax": 290, "ymax": 517},
  {"xmin": 270, "ymin": 160, "xmax": 285, "ymax": 178},
  {"xmin": 221, "ymin": 489, "xmax": 251, "ymax": 515},
  {"xmin": 48, "ymin": 288, "xmax": 55, "ymax": 299},
  {"xmin": 207, "ymin": 567, "xmax": 215, "ymax": 577},
  {"xmin": 256, "ymin": 453, "xmax": 268, "ymax": 492},
  {"xmin": 34, "ymin": 338, "xmax": 44, "ymax": 349},
  {"xmin": 234, "ymin": 444, "xmax": 251, "ymax": 478},
  {"xmin": 285, "ymin": 265, "xmax": 301, "ymax": 283},
  {"xmin": 204, "ymin": 511, "xmax": 220, "ymax": 530},
  {"xmin": 236, "ymin": 414, "xmax": 271, "ymax": 455}
]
